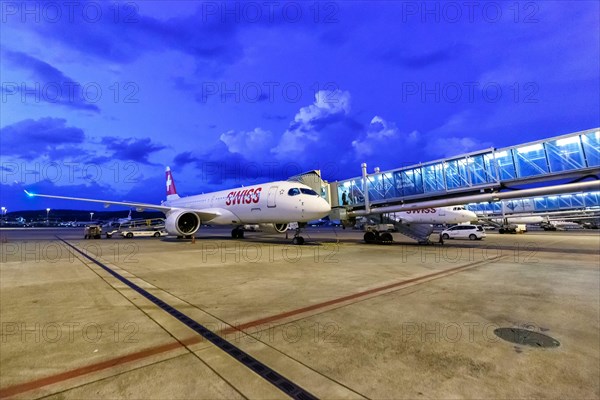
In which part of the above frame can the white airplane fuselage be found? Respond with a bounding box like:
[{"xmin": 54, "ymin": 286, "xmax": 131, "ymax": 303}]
[
  {"xmin": 387, "ymin": 207, "xmax": 477, "ymax": 225},
  {"xmin": 487, "ymin": 216, "xmax": 544, "ymax": 225},
  {"xmin": 164, "ymin": 180, "xmax": 331, "ymax": 225}
]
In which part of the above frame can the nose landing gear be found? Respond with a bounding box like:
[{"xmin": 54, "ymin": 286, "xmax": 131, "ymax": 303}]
[{"xmin": 292, "ymin": 223, "xmax": 306, "ymax": 245}]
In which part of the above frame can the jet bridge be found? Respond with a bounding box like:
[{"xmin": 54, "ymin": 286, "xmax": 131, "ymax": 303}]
[
  {"xmin": 331, "ymin": 127, "xmax": 599, "ymax": 210},
  {"xmin": 328, "ymin": 127, "xmax": 600, "ymax": 243},
  {"xmin": 467, "ymin": 191, "xmax": 600, "ymax": 214}
]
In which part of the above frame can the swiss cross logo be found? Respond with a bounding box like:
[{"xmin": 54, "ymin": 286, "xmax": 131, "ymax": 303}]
[{"xmin": 166, "ymin": 171, "xmax": 177, "ymax": 195}]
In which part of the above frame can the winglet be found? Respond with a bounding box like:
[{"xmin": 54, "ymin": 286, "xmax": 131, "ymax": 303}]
[{"xmin": 24, "ymin": 190, "xmax": 35, "ymax": 197}]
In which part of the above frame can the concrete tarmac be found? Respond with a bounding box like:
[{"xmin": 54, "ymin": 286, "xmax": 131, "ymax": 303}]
[{"xmin": 1, "ymin": 227, "xmax": 598, "ymax": 399}]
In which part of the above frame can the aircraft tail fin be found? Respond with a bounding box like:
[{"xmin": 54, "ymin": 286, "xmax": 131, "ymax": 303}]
[{"xmin": 165, "ymin": 166, "xmax": 180, "ymax": 201}]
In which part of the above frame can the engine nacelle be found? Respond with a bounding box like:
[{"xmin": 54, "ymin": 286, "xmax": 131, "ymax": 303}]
[
  {"xmin": 259, "ymin": 223, "xmax": 289, "ymax": 234},
  {"xmin": 165, "ymin": 210, "xmax": 201, "ymax": 236}
]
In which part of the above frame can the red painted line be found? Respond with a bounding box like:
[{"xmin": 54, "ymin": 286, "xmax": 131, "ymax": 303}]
[
  {"xmin": 0, "ymin": 337, "xmax": 202, "ymax": 399},
  {"xmin": 220, "ymin": 258, "xmax": 500, "ymax": 335},
  {"xmin": 0, "ymin": 257, "xmax": 499, "ymax": 398}
]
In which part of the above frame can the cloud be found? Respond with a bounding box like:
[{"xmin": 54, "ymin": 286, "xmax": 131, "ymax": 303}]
[
  {"xmin": 100, "ymin": 137, "xmax": 166, "ymax": 165},
  {"xmin": 271, "ymin": 89, "xmax": 351, "ymax": 157},
  {"xmin": 0, "ymin": 118, "xmax": 85, "ymax": 160},
  {"xmin": 425, "ymin": 137, "xmax": 492, "ymax": 158},
  {"xmin": 262, "ymin": 113, "xmax": 288, "ymax": 121},
  {"xmin": 351, "ymin": 115, "xmax": 420, "ymax": 161},
  {"xmin": 173, "ymin": 151, "xmax": 199, "ymax": 167},
  {"xmin": 1, "ymin": 50, "xmax": 100, "ymax": 112},
  {"xmin": 220, "ymin": 127, "xmax": 273, "ymax": 159},
  {"xmin": 381, "ymin": 46, "xmax": 462, "ymax": 69},
  {"xmin": 19, "ymin": 3, "xmax": 243, "ymax": 68},
  {"xmin": 172, "ymin": 142, "xmax": 285, "ymax": 189},
  {"xmin": 352, "ymin": 116, "xmax": 398, "ymax": 159}
]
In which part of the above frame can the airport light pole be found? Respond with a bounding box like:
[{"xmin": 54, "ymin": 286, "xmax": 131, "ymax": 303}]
[
  {"xmin": 46, "ymin": 208, "xmax": 50, "ymax": 226},
  {"xmin": 90, "ymin": 212, "xmax": 94, "ymax": 222},
  {"xmin": 1, "ymin": 207, "xmax": 5, "ymax": 216}
]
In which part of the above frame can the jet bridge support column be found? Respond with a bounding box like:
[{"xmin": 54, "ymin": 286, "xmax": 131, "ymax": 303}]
[{"xmin": 362, "ymin": 162, "xmax": 370, "ymax": 214}]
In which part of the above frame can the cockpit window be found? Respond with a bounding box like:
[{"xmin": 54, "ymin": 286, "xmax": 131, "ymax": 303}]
[
  {"xmin": 288, "ymin": 188, "xmax": 301, "ymax": 196},
  {"xmin": 300, "ymin": 188, "xmax": 318, "ymax": 196}
]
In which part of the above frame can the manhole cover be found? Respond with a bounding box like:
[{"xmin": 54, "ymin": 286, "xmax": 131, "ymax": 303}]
[{"xmin": 494, "ymin": 328, "xmax": 560, "ymax": 348}]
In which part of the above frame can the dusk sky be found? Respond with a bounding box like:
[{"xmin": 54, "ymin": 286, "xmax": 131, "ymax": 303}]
[{"xmin": 1, "ymin": 0, "xmax": 599, "ymax": 211}]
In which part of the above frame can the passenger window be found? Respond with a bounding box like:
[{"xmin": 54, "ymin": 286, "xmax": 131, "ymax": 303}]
[{"xmin": 288, "ymin": 188, "xmax": 301, "ymax": 196}]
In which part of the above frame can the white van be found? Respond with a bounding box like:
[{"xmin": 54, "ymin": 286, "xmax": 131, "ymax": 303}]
[{"xmin": 441, "ymin": 224, "xmax": 486, "ymax": 240}]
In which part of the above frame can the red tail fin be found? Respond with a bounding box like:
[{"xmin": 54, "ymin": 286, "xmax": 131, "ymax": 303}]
[{"xmin": 165, "ymin": 166, "xmax": 179, "ymax": 200}]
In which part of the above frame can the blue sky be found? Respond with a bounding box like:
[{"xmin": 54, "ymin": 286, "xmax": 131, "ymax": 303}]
[{"xmin": 1, "ymin": 0, "xmax": 599, "ymax": 211}]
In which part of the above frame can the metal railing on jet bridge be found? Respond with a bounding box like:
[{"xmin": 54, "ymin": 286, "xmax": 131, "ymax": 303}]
[{"xmin": 332, "ymin": 128, "xmax": 600, "ymax": 208}]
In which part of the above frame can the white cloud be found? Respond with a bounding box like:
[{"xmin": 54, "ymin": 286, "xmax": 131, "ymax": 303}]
[
  {"xmin": 271, "ymin": 90, "xmax": 351, "ymax": 157},
  {"xmin": 220, "ymin": 127, "xmax": 273, "ymax": 157},
  {"xmin": 425, "ymin": 136, "xmax": 492, "ymax": 157},
  {"xmin": 352, "ymin": 116, "xmax": 419, "ymax": 159}
]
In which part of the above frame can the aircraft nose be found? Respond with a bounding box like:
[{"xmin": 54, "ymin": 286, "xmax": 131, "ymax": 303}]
[
  {"xmin": 309, "ymin": 197, "xmax": 331, "ymax": 218},
  {"xmin": 319, "ymin": 198, "xmax": 331, "ymax": 214},
  {"xmin": 466, "ymin": 210, "xmax": 477, "ymax": 220}
]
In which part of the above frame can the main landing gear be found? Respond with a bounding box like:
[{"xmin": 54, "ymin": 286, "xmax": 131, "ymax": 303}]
[
  {"xmin": 231, "ymin": 224, "xmax": 306, "ymax": 245},
  {"xmin": 231, "ymin": 227, "xmax": 245, "ymax": 239},
  {"xmin": 363, "ymin": 230, "xmax": 393, "ymax": 245}
]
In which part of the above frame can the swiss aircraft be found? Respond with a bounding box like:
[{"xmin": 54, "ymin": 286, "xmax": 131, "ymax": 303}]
[
  {"xmin": 25, "ymin": 167, "xmax": 331, "ymax": 245},
  {"xmin": 353, "ymin": 206, "xmax": 477, "ymax": 244}
]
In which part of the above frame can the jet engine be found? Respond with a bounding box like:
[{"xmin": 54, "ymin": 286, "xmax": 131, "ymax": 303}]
[
  {"xmin": 165, "ymin": 210, "xmax": 201, "ymax": 236},
  {"xmin": 259, "ymin": 223, "xmax": 289, "ymax": 234}
]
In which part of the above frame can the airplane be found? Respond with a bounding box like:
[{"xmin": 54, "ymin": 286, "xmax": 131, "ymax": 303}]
[
  {"xmin": 25, "ymin": 167, "xmax": 331, "ymax": 245},
  {"xmin": 349, "ymin": 206, "xmax": 477, "ymax": 244},
  {"xmin": 117, "ymin": 210, "xmax": 133, "ymax": 224}
]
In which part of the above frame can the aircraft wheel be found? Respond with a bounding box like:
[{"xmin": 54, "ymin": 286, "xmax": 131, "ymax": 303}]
[
  {"xmin": 442, "ymin": 233, "xmax": 450, "ymax": 240},
  {"xmin": 364, "ymin": 231, "xmax": 377, "ymax": 244},
  {"xmin": 469, "ymin": 234, "xmax": 477, "ymax": 240},
  {"xmin": 231, "ymin": 228, "xmax": 244, "ymax": 239},
  {"xmin": 292, "ymin": 236, "xmax": 305, "ymax": 245},
  {"xmin": 380, "ymin": 232, "xmax": 393, "ymax": 244}
]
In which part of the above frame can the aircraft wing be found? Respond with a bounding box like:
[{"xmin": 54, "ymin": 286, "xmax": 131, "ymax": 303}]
[{"xmin": 23, "ymin": 190, "xmax": 221, "ymax": 221}]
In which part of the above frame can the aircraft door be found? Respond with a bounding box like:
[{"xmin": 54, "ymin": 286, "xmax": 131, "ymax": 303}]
[{"xmin": 267, "ymin": 186, "xmax": 278, "ymax": 208}]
